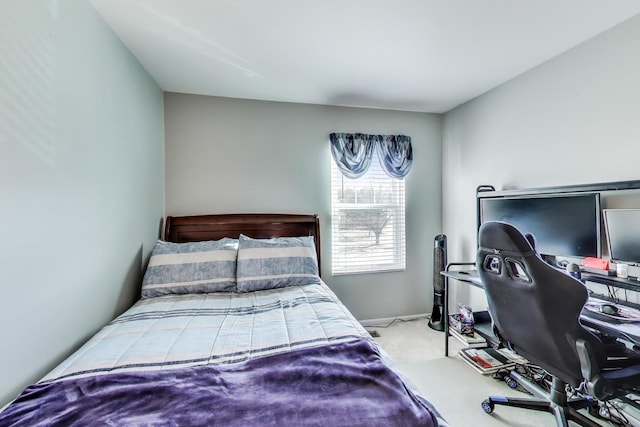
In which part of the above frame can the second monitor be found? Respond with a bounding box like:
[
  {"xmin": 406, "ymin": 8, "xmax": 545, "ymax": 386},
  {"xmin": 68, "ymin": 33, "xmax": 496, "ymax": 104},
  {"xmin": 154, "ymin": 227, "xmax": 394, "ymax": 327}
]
[{"xmin": 603, "ymin": 208, "xmax": 640, "ymax": 266}]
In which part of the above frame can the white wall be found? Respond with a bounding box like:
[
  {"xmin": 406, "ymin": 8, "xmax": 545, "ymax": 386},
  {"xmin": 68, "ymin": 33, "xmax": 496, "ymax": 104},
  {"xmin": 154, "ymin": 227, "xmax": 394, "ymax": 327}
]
[
  {"xmin": 442, "ymin": 14, "xmax": 640, "ymax": 310},
  {"xmin": 164, "ymin": 94, "xmax": 442, "ymax": 320},
  {"xmin": 0, "ymin": 0, "xmax": 164, "ymax": 405}
]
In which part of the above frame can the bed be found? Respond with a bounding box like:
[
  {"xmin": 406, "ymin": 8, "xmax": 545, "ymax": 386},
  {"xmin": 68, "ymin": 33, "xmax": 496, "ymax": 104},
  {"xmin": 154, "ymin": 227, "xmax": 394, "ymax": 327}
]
[{"xmin": 0, "ymin": 213, "xmax": 447, "ymax": 426}]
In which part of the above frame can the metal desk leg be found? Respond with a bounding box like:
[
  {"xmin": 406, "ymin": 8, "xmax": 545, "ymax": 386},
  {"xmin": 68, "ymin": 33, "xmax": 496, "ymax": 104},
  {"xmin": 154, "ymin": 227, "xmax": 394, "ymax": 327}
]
[{"xmin": 444, "ymin": 275, "xmax": 449, "ymax": 357}]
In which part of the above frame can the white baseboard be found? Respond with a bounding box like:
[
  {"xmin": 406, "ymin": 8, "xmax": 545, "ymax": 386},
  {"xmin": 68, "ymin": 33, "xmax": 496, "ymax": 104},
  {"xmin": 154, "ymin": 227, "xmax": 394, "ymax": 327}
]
[{"xmin": 359, "ymin": 313, "xmax": 429, "ymax": 327}]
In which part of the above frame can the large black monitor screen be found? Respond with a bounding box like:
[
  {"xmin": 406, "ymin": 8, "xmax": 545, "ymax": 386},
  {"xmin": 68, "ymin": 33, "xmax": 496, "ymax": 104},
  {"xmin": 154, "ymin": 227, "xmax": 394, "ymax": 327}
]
[
  {"xmin": 603, "ymin": 209, "xmax": 640, "ymax": 265},
  {"xmin": 480, "ymin": 193, "xmax": 601, "ymax": 258}
]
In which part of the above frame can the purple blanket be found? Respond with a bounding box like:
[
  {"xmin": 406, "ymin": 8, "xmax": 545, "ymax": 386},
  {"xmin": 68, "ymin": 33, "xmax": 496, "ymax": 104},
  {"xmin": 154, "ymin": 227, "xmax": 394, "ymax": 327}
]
[{"xmin": 0, "ymin": 339, "xmax": 437, "ymax": 426}]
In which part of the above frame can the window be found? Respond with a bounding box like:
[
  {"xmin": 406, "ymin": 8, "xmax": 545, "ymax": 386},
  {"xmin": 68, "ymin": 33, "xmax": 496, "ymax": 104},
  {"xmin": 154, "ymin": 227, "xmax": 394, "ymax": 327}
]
[{"xmin": 331, "ymin": 150, "xmax": 406, "ymax": 274}]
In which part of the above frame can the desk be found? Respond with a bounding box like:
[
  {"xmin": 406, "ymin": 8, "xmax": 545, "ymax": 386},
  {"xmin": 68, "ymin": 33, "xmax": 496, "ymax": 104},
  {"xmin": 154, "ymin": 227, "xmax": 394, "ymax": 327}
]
[
  {"xmin": 443, "ymin": 270, "xmax": 482, "ymax": 287},
  {"xmin": 441, "ymin": 264, "xmax": 486, "ymax": 357},
  {"xmin": 442, "ymin": 267, "xmax": 640, "ymax": 355},
  {"xmin": 580, "ymin": 313, "xmax": 640, "ymax": 347}
]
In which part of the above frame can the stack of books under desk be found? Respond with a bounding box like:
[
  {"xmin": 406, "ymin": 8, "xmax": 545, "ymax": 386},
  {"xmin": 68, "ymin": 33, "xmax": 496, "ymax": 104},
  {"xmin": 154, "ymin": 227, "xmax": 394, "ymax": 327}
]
[{"xmin": 459, "ymin": 347, "xmax": 526, "ymax": 375}]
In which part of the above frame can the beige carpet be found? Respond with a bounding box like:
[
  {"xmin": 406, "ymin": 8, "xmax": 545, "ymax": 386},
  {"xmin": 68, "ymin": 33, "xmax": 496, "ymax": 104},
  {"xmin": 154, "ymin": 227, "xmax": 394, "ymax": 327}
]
[
  {"xmin": 400, "ymin": 358, "xmax": 558, "ymax": 426},
  {"xmin": 369, "ymin": 317, "xmax": 621, "ymax": 427},
  {"xmin": 366, "ymin": 316, "xmax": 463, "ymax": 364}
]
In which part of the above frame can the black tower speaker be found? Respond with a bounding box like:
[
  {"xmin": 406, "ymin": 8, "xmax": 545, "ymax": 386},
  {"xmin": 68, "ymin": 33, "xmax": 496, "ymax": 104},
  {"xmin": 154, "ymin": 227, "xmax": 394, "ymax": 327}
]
[{"xmin": 428, "ymin": 234, "xmax": 447, "ymax": 331}]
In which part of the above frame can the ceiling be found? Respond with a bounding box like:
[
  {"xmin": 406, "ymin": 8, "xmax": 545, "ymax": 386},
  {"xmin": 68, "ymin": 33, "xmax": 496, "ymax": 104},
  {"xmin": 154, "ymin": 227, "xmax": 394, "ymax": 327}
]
[{"xmin": 90, "ymin": 0, "xmax": 640, "ymax": 113}]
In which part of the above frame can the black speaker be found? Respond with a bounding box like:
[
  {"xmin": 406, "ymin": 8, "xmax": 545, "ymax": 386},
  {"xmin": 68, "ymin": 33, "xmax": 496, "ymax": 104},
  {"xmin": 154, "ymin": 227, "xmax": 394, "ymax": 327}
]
[{"xmin": 428, "ymin": 234, "xmax": 447, "ymax": 331}]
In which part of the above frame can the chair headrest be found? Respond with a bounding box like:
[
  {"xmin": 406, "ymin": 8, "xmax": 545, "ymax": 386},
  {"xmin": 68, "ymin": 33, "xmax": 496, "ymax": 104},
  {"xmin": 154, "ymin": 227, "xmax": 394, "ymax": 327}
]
[{"xmin": 478, "ymin": 221, "xmax": 536, "ymax": 255}]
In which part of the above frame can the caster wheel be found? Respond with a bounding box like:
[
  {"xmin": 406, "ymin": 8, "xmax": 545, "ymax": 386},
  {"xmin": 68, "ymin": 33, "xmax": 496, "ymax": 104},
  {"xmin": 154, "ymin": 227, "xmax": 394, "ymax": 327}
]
[
  {"xmin": 481, "ymin": 399, "xmax": 494, "ymax": 414},
  {"xmin": 505, "ymin": 377, "xmax": 517, "ymax": 388}
]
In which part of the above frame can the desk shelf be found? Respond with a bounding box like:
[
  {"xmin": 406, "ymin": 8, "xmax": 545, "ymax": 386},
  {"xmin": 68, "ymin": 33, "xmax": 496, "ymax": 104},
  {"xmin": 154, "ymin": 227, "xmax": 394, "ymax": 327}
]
[
  {"xmin": 472, "ymin": 311, "xmax": 497, "ymax": 345},
  {"xmin": 582, "ymin": 272, "xmax": 640, "ymax": 294}
]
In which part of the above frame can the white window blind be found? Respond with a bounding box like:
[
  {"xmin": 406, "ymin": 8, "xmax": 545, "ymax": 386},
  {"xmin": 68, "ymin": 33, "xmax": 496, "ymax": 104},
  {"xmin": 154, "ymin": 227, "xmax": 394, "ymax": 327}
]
[{"xmin": 331, "ymin": 151, "xmax": 406, "ymax": 274}]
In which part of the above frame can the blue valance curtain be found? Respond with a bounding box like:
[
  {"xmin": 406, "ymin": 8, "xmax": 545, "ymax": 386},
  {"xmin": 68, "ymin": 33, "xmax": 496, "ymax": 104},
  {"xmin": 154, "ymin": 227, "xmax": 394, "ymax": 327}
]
[{"xmin": 329, "ymin": 133, "xmax": 413, "ymax": 179}]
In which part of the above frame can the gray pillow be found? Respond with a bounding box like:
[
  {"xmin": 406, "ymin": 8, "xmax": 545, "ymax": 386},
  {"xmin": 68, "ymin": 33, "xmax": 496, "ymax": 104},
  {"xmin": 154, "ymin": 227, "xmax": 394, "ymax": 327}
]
[
  {"xmin": 141, "ymin": 238, "xmax": 238, "ymax": 298},
  {"xmin": 236, "ymin": 234, "xmax": 320, "ymax": 293}
]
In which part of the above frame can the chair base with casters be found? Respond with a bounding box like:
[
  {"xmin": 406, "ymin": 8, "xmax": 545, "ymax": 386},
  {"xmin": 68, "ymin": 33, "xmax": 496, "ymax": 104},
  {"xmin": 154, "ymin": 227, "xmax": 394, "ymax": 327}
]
[{"xmin": 481, "ymin": 369, "xmax": 602, "ymax": 427}]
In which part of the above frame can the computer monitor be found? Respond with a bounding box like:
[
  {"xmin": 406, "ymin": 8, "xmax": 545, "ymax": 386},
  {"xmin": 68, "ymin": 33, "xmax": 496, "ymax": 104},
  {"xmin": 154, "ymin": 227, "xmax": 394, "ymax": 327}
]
[
  {"xmin": 603, "ymin": 209, "xmax": 640, "ymax": 266},
  {"xmin": 479, "ymin": 193, "xmax": 601, "ymax": 259}
]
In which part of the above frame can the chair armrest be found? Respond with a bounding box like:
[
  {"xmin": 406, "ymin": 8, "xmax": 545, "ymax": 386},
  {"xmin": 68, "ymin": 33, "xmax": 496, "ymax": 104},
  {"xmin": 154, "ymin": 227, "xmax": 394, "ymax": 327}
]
[
  {"xmin": 588, "ymin": 364, "xmax": 640, "ymax": 400},
  {"xmin": 576, "ymin": 339, "xmax": 598, "ymax": 381},
  {"xmin": 578, "ymin": 338, "xmax": 640, "ymax": 399}
]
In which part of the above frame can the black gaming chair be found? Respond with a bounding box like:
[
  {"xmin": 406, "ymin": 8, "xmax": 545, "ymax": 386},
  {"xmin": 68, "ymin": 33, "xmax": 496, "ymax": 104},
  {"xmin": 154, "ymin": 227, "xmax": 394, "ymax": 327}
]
[{"xmin": 476, "ymin": 221, "xmax": 640, "ymax": 427}]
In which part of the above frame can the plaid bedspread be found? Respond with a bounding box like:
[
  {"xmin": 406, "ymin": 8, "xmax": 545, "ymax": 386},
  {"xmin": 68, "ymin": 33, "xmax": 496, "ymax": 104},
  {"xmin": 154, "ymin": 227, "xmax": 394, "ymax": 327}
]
[{"xmin": 42, "ymin": 283, "xmax": 369, "ymax": 382}]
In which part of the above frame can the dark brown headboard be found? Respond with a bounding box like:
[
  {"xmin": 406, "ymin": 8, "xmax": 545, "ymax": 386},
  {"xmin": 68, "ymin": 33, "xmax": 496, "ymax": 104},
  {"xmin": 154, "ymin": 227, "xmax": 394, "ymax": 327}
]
[{"xmin": 164, "ymin": 213, "xmax": 321, "ymax": 276}]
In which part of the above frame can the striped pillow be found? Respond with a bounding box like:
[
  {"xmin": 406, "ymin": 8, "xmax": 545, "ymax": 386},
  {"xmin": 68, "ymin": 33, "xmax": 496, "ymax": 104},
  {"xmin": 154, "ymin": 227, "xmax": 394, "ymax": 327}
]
[
  {"xmin": 141, "ymin": 238, "xmax": 238, "ymax": 298},
  {"xmin": 236, "ymin": 234, "xmax": 320, "ymax": 293}
]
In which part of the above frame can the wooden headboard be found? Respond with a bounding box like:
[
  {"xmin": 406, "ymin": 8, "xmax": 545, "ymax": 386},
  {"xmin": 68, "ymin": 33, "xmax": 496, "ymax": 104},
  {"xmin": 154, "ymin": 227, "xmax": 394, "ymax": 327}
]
[{"xmin": 164, "ymin": 213, "xmax": 321, "ymax": 276}]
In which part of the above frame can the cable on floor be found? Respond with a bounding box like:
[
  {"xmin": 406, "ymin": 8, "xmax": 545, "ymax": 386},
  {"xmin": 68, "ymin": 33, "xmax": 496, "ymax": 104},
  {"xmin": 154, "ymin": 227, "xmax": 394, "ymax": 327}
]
[{"xmin": 365, "ymin": 316, "xmax": 429, "ymax": 329}]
